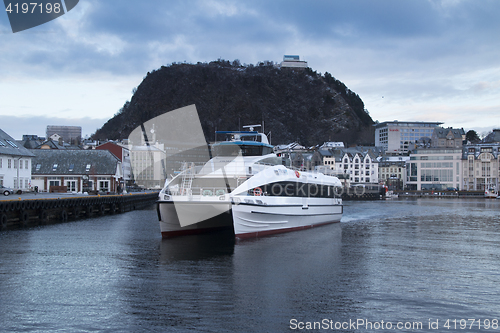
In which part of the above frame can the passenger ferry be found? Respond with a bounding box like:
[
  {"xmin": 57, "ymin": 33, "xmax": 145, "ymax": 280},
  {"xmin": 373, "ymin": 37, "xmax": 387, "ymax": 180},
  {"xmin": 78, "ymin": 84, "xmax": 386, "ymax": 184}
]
[{"xmin": 157, "ymin": 127, "xmax": 343, "ymax": 238}]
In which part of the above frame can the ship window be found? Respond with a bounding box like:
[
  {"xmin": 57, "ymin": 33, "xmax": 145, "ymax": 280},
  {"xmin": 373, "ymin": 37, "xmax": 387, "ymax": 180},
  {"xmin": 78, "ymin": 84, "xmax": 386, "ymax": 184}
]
[
  {"xmin": 214, "ymin": 144, "xmax": 273, "ymax": 157},
  {"xmin": 246, "ymin": 181, "xmax": 341, "ymax": 198}
]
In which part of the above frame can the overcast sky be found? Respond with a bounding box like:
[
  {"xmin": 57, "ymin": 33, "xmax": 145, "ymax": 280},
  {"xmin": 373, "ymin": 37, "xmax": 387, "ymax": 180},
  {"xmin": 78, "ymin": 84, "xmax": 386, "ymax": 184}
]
[{"xmin": 1, "ymin": 0, "xmax": 499, "ymax": 140}]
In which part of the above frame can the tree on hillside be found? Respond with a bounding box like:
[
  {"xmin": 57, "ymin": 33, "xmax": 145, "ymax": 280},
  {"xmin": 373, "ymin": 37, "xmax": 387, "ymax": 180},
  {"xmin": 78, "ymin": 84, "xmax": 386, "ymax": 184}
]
[{"xmin": 466, "ymin": 130, "xmax": 480, "ymax": 143}]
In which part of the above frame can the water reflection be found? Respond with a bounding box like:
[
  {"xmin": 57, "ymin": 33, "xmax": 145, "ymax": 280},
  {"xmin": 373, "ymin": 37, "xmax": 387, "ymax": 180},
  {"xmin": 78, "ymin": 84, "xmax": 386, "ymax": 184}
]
[
  {"xmin": 159, "ymin": 230, "xmax": 235, "ymax": 262},
  {"xmin": 231, "ymin": 223, "xmax": 345, "ymax": 330}
]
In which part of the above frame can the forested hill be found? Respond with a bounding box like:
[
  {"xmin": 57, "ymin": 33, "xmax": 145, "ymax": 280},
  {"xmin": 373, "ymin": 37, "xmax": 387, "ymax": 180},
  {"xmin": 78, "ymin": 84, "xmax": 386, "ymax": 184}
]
[{"xmin": 93, "ymin": 60, "xmax": 375, "ymax": 146}]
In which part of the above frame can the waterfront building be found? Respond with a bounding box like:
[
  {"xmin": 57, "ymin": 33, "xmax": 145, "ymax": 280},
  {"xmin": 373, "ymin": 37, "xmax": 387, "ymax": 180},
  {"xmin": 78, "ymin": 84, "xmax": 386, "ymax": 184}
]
[
  {"xmin": 406, "ymin": 148, "xmax": 462, "ymax": 191},
  {"xmin": 318, "ymin": 147, "xmax": 379, "ymax": 184},
  {"xmin": 375, "ymin": 121, "xmax": 442, "ymax": 155},
  {"xmin": 31, "ymin": 150, "xmax": 122, "ymax": 193},
  {"xmin": 0, "ymin": 128, "xmax": 34, "ymax": 190},
  {"xmin": 462, "ymin": 143, "xmax": 500, "ymax": 191},
  {"xmin": 377, "ymin": 155, "xmax": 409, "ymax": 190}
]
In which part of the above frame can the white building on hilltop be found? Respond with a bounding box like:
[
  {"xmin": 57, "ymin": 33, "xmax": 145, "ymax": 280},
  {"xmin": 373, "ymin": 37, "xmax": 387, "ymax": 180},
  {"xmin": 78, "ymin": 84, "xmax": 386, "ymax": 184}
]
[{"xmin": 280, "ymin": 55, "xmax": 308, "ymax": 69}]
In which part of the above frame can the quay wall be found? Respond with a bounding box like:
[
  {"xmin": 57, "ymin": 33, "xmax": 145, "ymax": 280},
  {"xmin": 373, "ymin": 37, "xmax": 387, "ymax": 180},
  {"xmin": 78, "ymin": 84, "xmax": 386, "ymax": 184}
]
[
  {"xmin": 0, "ymin": 192, "xmax": 159, "ymax": 231},
  {"xmin": 396, "ymin": 190, "xmax": 485, "ymax": 198},
  {"xmin": 341, "ymin": 186, "xmax": 384, "ymax": 201}
]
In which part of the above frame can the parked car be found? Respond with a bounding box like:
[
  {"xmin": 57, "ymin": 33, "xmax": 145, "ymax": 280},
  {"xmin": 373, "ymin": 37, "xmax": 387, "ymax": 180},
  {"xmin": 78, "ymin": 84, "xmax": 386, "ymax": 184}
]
[{"xmin": 1, "ymin": 185, "xmax": 14, "ymax": 196}]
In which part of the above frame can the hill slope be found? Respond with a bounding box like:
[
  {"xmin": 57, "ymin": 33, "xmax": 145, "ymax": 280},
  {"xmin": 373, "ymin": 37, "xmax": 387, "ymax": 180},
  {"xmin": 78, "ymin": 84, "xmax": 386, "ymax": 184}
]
[{"xmin": 94, "ymin": 60, "xmax": 374, "ymax": 146}]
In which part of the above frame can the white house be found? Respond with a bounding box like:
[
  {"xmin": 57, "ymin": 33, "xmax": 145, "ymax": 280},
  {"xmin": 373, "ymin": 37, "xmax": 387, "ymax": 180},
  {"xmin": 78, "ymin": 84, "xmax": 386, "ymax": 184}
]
[
  {"xmin": 0, "ymin": 128, "xmax": 34, "ymax": 190},
  {"xmin": 318, "ymin": 147, "xmax": 379, "ymax": 184}
]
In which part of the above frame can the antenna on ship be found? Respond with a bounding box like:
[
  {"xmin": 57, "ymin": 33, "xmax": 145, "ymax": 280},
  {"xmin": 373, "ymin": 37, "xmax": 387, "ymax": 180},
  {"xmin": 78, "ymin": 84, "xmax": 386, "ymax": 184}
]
[{"xmin": 242, "ymin": 124, "xmax": 261, "ymax": 132}]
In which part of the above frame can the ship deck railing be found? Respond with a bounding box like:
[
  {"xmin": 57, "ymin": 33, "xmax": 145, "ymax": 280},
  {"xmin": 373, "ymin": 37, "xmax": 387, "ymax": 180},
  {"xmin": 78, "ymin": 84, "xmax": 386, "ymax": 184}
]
[{"xmin": 168, "ymin": 187, "xmax": 230, "ymax": 197}]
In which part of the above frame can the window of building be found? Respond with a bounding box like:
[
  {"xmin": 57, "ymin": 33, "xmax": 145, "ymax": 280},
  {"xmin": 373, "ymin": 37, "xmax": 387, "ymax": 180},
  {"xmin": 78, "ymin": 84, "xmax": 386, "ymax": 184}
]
[
  {"xmin": 99, "ymin": 180, "xmax": 109, "ymax": 191},
  {"xmin": 49, "ymin": 180, "xmax": 60, "ymax": 187},
  {"xmin": 36, "ymin": 163, "xmax": 41, "ymax": 171},
  {"xmin": 6, "ymin": 140, "xmax": 18, "ymax": 148},
  {"xmin": 8, "ymin": 159, "xmax": 12, "ymax": 168},
  {"xmin": 25, "ymin": 160, "xmax": 28, "ymax": 169},
  {"xmin": 52, "ymin": 164, "xmax": 58, "ymax": 171},
  {"xmin": 69, "ymin": 164, "xmax": 74, "ymax": 172},
  {"xmin": 86, "ymin": 164, "xmax": 91, "ymax": 172}
]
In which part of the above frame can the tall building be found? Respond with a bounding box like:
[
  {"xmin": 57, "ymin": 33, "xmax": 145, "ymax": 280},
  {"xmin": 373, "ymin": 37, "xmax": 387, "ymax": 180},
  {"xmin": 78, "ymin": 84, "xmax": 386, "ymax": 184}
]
[
  {"xmin": 46, "ymin": 125, "xmax": 82, "ymax": 144},
  {"xmin": 375, "ymin": 121, "xmax": 442, "ymax": 155}
]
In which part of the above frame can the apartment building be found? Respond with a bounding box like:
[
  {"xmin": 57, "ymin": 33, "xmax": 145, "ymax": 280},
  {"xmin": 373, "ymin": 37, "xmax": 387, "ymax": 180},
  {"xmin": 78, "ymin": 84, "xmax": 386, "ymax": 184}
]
[
  {"xmin": 462, "ymin": 144, "xmax": 500, "ymax": 191},
  {"xmin": 375, "ymin": 121, "xmax": 442, "ymax": 155}
]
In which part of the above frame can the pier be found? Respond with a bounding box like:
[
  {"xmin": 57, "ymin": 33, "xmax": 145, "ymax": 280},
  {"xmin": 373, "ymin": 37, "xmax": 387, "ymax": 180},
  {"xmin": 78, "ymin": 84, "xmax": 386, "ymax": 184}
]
[{"xmin": 0, "ymin": 192, "xmax": 159, "ymax": 230}]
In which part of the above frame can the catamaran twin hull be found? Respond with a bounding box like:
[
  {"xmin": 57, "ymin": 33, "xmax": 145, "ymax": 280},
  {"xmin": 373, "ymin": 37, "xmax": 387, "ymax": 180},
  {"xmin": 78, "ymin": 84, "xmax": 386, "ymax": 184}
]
[
  {"xmin": 158, "ymin": 198, "xmax": 343, "ymax": 239},
  {"xmin": 158, "ymin": 165, "xmax": 343, "ymax": 239}
]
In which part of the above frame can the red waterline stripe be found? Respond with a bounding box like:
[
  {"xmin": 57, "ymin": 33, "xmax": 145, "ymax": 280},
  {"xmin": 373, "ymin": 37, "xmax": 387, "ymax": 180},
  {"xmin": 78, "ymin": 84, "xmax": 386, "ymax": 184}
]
[{"xmin": 161, "ymin": 225, "xmax": 233, "ymax": 238}]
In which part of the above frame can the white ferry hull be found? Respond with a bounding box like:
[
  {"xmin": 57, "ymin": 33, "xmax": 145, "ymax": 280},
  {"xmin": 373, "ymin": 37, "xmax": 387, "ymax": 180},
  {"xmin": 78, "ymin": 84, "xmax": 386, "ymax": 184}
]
[
  {"xmin": 232, "ymin": 198, "xmax": 343, "ymax": 239},
  {"xmin": 158, "ymin": 200, "xmax": 233, "ymax": 237}
]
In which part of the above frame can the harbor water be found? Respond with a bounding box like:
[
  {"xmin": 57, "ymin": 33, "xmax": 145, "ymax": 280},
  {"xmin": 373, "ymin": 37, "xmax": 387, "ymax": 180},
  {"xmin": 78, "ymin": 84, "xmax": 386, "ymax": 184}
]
[{"xmin": 1, "ymin": 198, "xmax": 499, "ymax": 332}]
